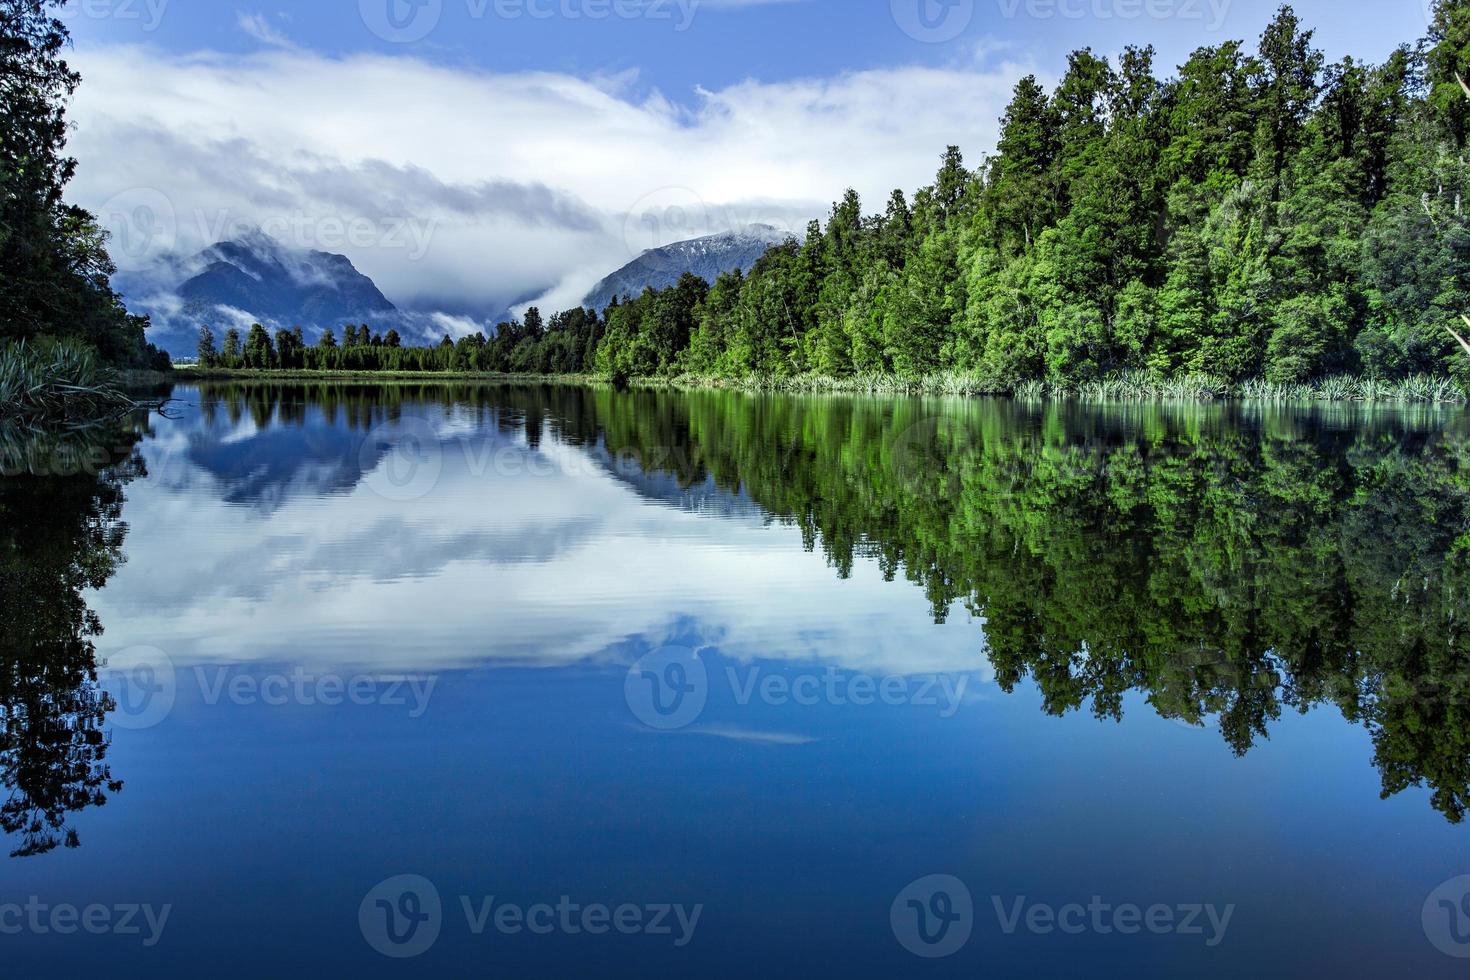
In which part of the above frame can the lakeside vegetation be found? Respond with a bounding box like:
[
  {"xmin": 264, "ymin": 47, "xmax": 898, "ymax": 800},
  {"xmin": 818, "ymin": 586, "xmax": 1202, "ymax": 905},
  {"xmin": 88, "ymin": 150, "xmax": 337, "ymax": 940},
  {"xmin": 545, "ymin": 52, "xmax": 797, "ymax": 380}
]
[
  {"xmin": 201, "ymin": 3, "xmax": 1470, "ymax": 401},
  {"xmin": 0, "ymin": 340, "xmax": 136, "ymax": 422},
  {"xmin": 0, "ymin": 1, "xmax": 170, "ymax": 424}
]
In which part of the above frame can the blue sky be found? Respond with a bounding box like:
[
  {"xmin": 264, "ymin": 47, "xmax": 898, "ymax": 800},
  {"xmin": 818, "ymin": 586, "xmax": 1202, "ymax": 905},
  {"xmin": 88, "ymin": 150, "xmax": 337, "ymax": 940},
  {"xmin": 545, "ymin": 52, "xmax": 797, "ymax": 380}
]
[
  {"xmin": 67, "ymin": 0, "xmax": 1430, "ymax": 98},
  {"xmin": 62, "ymin": 0, "xmax": 1438, "ymax": 332}
]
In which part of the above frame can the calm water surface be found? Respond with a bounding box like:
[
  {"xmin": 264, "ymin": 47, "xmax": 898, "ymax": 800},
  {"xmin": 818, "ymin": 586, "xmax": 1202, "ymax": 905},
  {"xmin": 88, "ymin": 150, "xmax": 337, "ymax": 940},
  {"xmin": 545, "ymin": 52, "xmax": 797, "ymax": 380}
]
[{"xmin": 5, "ymin": 382, "xmax": 1470, "ymax": 977}]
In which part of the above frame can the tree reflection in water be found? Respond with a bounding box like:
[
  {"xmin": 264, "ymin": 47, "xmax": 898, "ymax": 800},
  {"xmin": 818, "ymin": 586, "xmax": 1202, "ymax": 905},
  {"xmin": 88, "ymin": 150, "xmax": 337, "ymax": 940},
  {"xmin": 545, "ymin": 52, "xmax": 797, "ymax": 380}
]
[{"xmin": 0, "ymin": 422, "xmax": 143, "ymax": 856}]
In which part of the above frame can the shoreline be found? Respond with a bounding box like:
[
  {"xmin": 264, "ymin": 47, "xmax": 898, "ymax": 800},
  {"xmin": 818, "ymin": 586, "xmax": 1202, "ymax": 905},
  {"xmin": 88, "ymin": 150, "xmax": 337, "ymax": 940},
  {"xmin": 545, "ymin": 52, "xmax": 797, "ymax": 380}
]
[{"xmin": 169, "ymin": 367, "xmax": 1470, "ymax": 405}]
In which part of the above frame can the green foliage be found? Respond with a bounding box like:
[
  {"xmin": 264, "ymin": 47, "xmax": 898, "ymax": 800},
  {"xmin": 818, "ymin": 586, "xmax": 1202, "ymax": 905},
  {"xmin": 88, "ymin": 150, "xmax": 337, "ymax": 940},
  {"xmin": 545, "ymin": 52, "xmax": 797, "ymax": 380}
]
[
  {"xmin": 209, "ymin": 5, "xmax": 1470, "ymax": 393},
  {"xmin": 563, "ymin": 386, "xmax": 1470, "ymax": 821},
  {"xmin": 0, "ymin": 339, "xmax": 134, "ymax": 421},
  {"xmin": 557, "ymin": 5, "xmax": 1470, "ymax": 388},
  {"xmin": 0, "ymin": 1, "xmax": 168, "ymax": 370}
]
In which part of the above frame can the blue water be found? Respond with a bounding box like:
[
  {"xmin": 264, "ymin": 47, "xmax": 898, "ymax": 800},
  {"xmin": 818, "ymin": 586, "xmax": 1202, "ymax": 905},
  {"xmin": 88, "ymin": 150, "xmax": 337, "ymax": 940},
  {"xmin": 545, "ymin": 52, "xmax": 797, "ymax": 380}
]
[{"xmin": 3, "ymin": 383, "xmax": 1468, "ymax": 977}]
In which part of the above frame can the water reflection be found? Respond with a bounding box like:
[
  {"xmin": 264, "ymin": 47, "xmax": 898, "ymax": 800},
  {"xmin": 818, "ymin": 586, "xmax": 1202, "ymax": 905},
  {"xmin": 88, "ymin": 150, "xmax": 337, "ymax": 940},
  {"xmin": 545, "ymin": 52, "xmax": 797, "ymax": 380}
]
[
  {"xmin": 9, "ymin": 381, "xmax": 1470, "ymax": 871},
  {"xmin": 0, "ymin": 422, "xmax": 144, "ymax": 856},
  {"xmin": 172, "ymin": 383, "xmax": 1470, "ymax": 823}
]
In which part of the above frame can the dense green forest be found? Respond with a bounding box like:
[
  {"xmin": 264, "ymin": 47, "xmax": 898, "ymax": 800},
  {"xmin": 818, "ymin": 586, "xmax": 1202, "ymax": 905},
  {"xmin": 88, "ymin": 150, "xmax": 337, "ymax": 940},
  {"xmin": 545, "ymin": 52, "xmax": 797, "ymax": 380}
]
[
  {"xmin": 208, "ymin": 2, "xmax": 1470, "ymax": 394},
  {"xmin": 195, "ymin": 308, "xmax": 603, "ymax": 376},
  {"xmin": 0, "ymin": 0, "xmax": 167, "ymax": 370}
]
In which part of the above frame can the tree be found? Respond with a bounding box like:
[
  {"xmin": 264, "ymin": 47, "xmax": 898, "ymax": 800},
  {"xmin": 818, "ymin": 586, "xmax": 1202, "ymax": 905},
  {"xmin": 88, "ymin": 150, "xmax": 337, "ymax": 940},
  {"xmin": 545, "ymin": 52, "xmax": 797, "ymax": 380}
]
[
  {"xmin": 222, "ymin": 327, "xmax": 242, "ymax": 360},
  {"xmin": 196, "ymin": 325, "xmax": 217, "ymax": 367},
  {"xmin": 0, "ymin": 0, "xmax": 164, "ymax": 367},
  {"xmin": 1427, "ymin": 0, "xmax": 1470, "ymax": 147},
  {"xmin": 244, "ymin": 323, "xmax": 274, "ymax": 369},
  {"xmin": 1251, "ymin": 5, "xmax": 1325, "ymax": 184}
]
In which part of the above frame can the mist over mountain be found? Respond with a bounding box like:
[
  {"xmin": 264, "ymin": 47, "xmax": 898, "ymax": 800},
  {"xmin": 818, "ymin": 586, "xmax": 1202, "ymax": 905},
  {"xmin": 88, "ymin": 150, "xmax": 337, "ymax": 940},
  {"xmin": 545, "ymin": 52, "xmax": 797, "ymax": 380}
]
[
  {"xmin": 114, "ymin": 229, "xmax": 419, "ymax": 355},
  {"xmin": 582, "ymin": 224, "xmax": 789, "ymax": 314},
  {"xmin": 115, "ymin": 223, "xmax": 794, "ymax": 356},
  {"xmin": 178, "ymin": 228, "xmax": 396, "ymax": 323}
]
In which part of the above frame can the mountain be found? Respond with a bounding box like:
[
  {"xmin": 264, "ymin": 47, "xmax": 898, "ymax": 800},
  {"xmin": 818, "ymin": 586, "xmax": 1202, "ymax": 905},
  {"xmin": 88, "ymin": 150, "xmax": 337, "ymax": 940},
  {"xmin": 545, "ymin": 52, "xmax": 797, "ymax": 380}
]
[
  {"xmin": 174, "ymin": 228, "xmax": 397, "ymax": 328},
  {"xmin": 115, "ymin": 228, "xmax": 400, "ymax": 354},
  {"xmin": 582, "ymin": 224, "xmax": 788, "ymax": 314}
]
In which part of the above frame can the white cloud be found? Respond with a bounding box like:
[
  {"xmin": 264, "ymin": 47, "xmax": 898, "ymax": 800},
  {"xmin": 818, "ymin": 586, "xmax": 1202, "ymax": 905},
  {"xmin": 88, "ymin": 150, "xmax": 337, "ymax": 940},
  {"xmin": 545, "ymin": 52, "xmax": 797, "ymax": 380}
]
[
  {"xmin": 235, "ymin": 11, "xmax": 294, "ymax": 48},
  {"xmin": 69, "ymin": 42, "xmax": 1035, "ymax": 323},
  {"xmin": 93, "ymin": 407, "xmax": 995, "ymax": 682}
]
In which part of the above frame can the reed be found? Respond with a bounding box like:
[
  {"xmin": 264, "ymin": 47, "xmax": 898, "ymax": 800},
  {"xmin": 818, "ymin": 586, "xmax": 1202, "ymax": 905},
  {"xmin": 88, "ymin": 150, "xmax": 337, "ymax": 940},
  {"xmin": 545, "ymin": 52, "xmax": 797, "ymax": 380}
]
[
  {"xmin": 633, "ymin": 369, "xmax": 1470, "ymax": 403},
  {"xmin": 0, "ymin": 340, "xmax": 135, "ymax": 422}
]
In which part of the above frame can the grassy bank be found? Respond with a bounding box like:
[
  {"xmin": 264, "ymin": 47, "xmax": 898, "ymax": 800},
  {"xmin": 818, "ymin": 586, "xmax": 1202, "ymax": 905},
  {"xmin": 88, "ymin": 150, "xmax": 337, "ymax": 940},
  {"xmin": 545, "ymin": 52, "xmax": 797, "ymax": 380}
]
[
  {"xmin": 644, "ymin": 370, "xmax": 1470, "ymax": 404},
  {"xmin": 176, "ymin": 366, "xmax": 604, "ymax": 385},
  {"xmin": 172, "ymin": 365, "xmax": 1470, "ymax": 404}
]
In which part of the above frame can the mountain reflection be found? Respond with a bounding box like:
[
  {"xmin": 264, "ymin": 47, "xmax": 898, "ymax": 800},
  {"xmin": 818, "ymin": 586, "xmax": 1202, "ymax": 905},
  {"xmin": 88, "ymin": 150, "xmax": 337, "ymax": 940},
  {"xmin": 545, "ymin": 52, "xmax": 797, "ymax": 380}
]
[
  {"xmin": 170, "ymin": 385, "xmax": 1470, "ymax": 822},
  {"xmin": 0, "ymin": 422, "xmax": 144, "ymax": 856},
  {"xmin": 12, "ymin": 381, "xmax": 1470, "ymax": 860}
]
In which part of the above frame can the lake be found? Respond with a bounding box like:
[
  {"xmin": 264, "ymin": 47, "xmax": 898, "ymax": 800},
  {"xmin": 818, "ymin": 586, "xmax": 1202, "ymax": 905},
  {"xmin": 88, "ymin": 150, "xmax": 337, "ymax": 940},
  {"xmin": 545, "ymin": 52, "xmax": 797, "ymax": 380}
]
[{"xmin": 3, "ymin": 382, "xmax": 1470, "ymax": 977}]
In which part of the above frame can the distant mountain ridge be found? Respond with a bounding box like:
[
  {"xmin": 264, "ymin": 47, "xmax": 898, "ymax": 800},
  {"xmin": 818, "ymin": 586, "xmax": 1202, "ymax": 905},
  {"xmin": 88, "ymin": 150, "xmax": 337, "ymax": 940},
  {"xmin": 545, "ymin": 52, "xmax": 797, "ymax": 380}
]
[
  {"xmin": 113, "ymin": 227, "xmax": 404, "ymax": 355},
  {"xmin": 174, "ymin": 228, "xmax": 397, "ymax": 328},
  {"xmin": 583, "ymin": 224, "xmax": 788, "ymax": 314}
]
